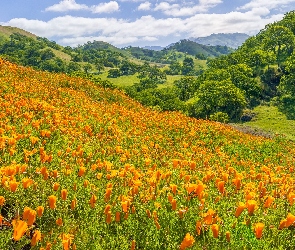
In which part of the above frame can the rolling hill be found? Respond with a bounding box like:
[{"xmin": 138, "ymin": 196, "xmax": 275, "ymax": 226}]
[
  {"xmin": 190, "ymin": 33, "xmax": 250, "ymax": 49},
  {"xmin": 0, "ymin": 55, "xmax": 295, "ymax": 249}
]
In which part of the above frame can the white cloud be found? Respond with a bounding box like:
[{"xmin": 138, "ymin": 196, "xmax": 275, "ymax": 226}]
[
  {"xmin": 154, "ymin": 0, "xmax": 223, "ymax": 17},
  {"xmin": 2, "ymin": 10, "xmax": 285, "ymax": 47},
  {"xmin": 45, "ymin": 0, "xmax": 88, "ymax": 12},
  {"xmin": 238, "ymin": 0, "xmax": 295, "ymax": 11},
  {"xmin": 91, "ymin": 1, "xmax": 120, "ymax": 14},
  {"xmin": 45, "ymin": 0, "xmax": 119, "ymax": 14},
  {"xmin": 60, "ymin": 36, "xmax": 139, "ymax": 46},
  {"xmin": 138, "ymin": 2, "xmax": 151, "ymax": 11}
]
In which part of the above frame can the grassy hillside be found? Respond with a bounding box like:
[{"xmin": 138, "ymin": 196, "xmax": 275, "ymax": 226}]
[
  {"xmin": 190, "ymin": 33, "xmax": 250, "ymax": 49},
  {"xmin": 234, "ymin": 105, "xmax": 295, "ymax": 140},
  {"xmin": 1, "ymin": 58, "xmax": 295, "ymax": 249},
  {"xmin": 0, "ymin": 25, "xmax": 36, "ymax": 40}
]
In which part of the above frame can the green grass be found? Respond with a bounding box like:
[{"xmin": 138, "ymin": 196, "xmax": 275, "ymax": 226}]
[
  {"xmin": 237, "ymin": 105, "xmax": 295, "ymax": 140},
  {"xmin": 158, "ymin": 75, "xmax": 183, "ymax": 88},
  {"xmin": 98, "ymin": 72, "xmax": 139, "ymax": 87},
  {"xmin": 98, "ymin": 71, "xmax": 183, "ymax": 89}
]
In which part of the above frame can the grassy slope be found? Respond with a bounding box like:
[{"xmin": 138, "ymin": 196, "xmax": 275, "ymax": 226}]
[
  {"xmin": 1, "ymin": 58, "xmax": 295, "ymax": 249},
  {"xmin": 98, "ymin": 72, "xmax": 183, "ymax": 89},
  {"xmin": 235, "ymin": 105, "xmax": 295, "ymax": 140},
  {"xmin": 0, "ymin": 25, "xmax": 37, "ymax": 39}
]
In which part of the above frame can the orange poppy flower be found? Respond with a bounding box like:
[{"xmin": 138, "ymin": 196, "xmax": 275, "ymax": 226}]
[
  {"xmin": 0, "ymin": 196, "xmax": 5, "ymax": 206},
  {"xmin": 286, "ymin": 213, "xmax": 295, "ymax": 227},
  {"xmin": 23, "ymin": 207, "xmax": 36, "ymax": 226},
  {"xmin": 170, "ymin": 184, "xmax": 177, "ymax": 195},
  {"xmin": 53, "ymin": 183, "xmax": 60, "ymax": 191},
  {"xmin": 217, "ymin": 181, "xmax": 225, "ymax": 194},
  {"xmin": 121, "ymin": 201, "xmax": 128, "ymax": 213},
  {"xmin": 115, "ymin": 212, "xmax": 121, "ymax": 222},
  {"xmin": 10, "ymin": 180, "xmax": 19, "ymax": 192},
  {"xmin": 171, "ymin": 199, "xmax": 177, "ymax": 211},
  {"xmin": 22, "ymin": 178, "xmax": 33, "ymax": 189},
  {"xmin": 61, "ymin": 189, "xmax": 68, "ymax": 200},
  {"xmin": 264, "ymin": 196, "xmax": 274, "ymax": 208},
  {"xmin": 12, "ymin": 220, "xmax": 28, "ymax": 241},
  {"xmin": 78, "ymin": 166, "xmax": 86, "ymax": 177},
  {"xmin": 71, "ymin": 199, "xmax": 77, "ymax": 210},
  {"xmin": 62, "ymin": 233, "xmax": 73, "ymax": 250},
  {"xmin": 105, "ymin": 188, "xmax": 112, "ymax": 202},
  {"xmin": 131, "ymin": 240, "xmax": 136, "ymax": 250},
  {"xmin": 180, "ymin": 233, "xmax": 195, "ymax": 250},
  {"xmin": 36, "ymin": 206, "xmax": 44, "ymax": 218},
  {"xmin": 254, "ymin": 223, "xmax": 264, "ymax": 239},
  {"xmin": 246, "ymin": 200, "xmax": 257, "ymax": 215},
  {"xmin": 235, "ymin": 202, "xmax": 246, "ymax": 217},
  {"xmin": 48, "ymin": 195, "xmax": 57, "ymax": 209},
  {"xmin": 226, "ymin": 231, "xmax": 230, "ymax": 242},
  {"xmin": 56, "ymin": 218, "xmax": 63, "ymax": 226},
  {"xmin": 31, "ymin": 230, "xmax": 41, "ymax": 246},
  {"xmin": 89, "ymin": 194, "xmax": 97, "ymax": 208},
  {"xmin": 211, "ymin": 224, "xmax": 219, "ymax": 238}
]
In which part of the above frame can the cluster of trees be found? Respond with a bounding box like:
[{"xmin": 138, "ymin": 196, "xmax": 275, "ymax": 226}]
[
  {"xmin": 1, "ymin": 11, "xmax": 295, "ymax": 123},
  {"xmin": 199, "ymin": 11, "xmax": 295, "ymax": 120},
  {"xmin": 0, "ymin": 33, "xmax": 81, "ymax": 73},
  {"xmin": 164, "ymin": 57, "xmax": 204, "ymax": 76},
  {"xmin": 168, "ymin": 40, "xmax": 233, "ymax": 58},
  {"xmin": 123, "ymin": 40, "xmax": 233, "ymax": 64},
  {"xmin": 124, "ymin": 11, "xmax": 295, "ymax": 122}
]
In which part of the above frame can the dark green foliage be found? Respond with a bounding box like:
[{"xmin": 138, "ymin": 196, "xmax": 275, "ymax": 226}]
[
  {"xmin": 181, "ymin": 57, "xmax": 195, "ymax": 75},
  {"xmin": 191, "ymin": 80, "xmax": 247, "ymax": 121},
  {"xmin": 107, "ymin": 69, "xmax": 121, "ymax": 78},
  {"xmin": 174, "ymin": 76, "xmax": 199, "ymax": 101},
  {"xmin": 126, "ymin": 87, "xmax": 186, "ymax": 112},
  {"xmin": 168, "ymin": 39, "xmax": 234, "ymax": 57},
  {"xmin": 164, "ymin": 61, "xmax": 182, "ymax": 75},
  {"xmin": 119, "ymin": 60, "xmax": 138, "ymax": 76},
  {"xmin": 138, "ymin": 63, "xmax": 167, "ymax": 84},
  {"xmin": 123, "ymin": 41, "xmax": 232, "ymax": 64},
  {"xmin": 0, "ymin": 33, "xmax": 72, "ymax": 73}
]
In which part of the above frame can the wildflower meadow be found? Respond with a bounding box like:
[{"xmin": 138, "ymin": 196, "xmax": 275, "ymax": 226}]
[{"xmin": 1, "ymin": 58, "xmax": 295, "ymax": 249}]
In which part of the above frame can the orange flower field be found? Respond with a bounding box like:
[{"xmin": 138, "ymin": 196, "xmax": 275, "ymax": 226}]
[{"xmin": 1, "ymin": 58, "xmax": 295, "ymax": 249}]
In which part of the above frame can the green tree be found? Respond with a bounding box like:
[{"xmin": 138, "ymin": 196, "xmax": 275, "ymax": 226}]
[
  {"xmin": 182, "ymin": 57, "xmax": 194, "ymax": 75},
  {"xmin": 277, "ymin": 52, "xmax": 295, "ymax": 118},
  {"xmin": 262, "ymin": 25, "xmax": 295, "ymax": 67},
  {"xmin": 138, "ymin": 63, "xmax": 166, "ymax": 84},
  {"xmin": 107, "ymin": 69, "xmax": 121, "ymax": 78},
  {"xmin": 83, "ymin": 63, "xmax": 93, "ymax": 74},
  {"xmin": 165, "ymin": 61, "xmax": 182, "ymax": 75},
  {"xmin": 174, "ymin": 76, "xmax": 199, "ymax": 101},
  {"xmin": 192, "ymin": 79, "xmax": 247, "ymax": 121}
]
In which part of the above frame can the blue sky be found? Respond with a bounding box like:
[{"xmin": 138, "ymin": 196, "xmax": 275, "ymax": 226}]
[{"xmin": 0, "ymin": 0, "xmax": 295, "ymax": 47}]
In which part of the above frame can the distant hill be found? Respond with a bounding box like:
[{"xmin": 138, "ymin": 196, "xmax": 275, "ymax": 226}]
[
  {"xmin": 142, "ymin": 46, "xmax": 164, "ymax": 51},
  {"xmin": 190, "ymin": 33, "xmax": 249, "ymax": 49},
  {"xmin": 166, "ymin": 39, "xmax": 234, "ymax": 58},
  {"xmin": 0, "ymin": 25, "xmax": 36, "ymax": 40}
]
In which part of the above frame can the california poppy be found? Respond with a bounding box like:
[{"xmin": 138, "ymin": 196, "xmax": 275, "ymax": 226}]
[
  {"xmin": 211, "ymin": 224, "xmax": 219, "ymax": 238},
  {"xmin": 254, "ymin": 223, "xmax": 264, "ymax": 239},
  {"xmin": 180, "ymin": 233, "xmax": 195, "ymax": 250},
  {"xmin": 31, "ymin": 230, "xmax": 41, "ymax": 246},
  {"xmin": 61, "ymin": 189, "xmax": 68, "ymax": 200},
  {"xmin": 48, "ymin": 195, "xmax": 57, "ymax": 209},
  {"xmin": 36, "ymin": 206, "xmax": 44, "ymax": 218},
  {"xmin": 0, "ymin": 196, "xmax": 5, "ymax": 206},
  {"xmin": 12, "ymin": 220, "xmax": 27, "ymax": 241},
  {"xmin": 89, "ymin": 194, "xmax": 97, "ymax": 208},
  {"xmin": 235, "ymin": 202, "xmax": 246, "ymax": 217}
]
